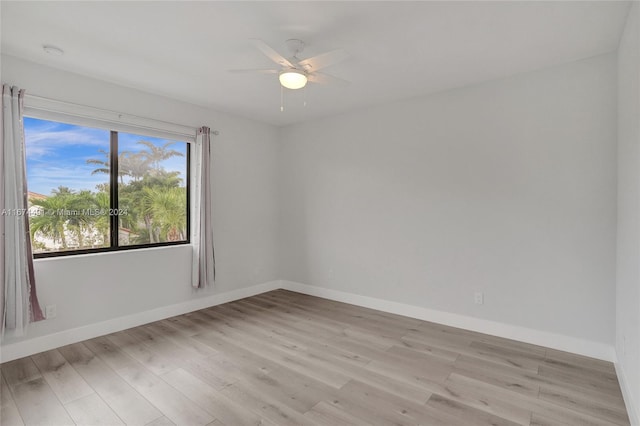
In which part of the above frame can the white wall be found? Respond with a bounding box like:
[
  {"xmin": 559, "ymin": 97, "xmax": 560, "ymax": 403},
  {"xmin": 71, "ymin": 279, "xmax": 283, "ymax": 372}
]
[
  {"xmin": 1, "ymin": 55, "xmax": 280, "ymax": 346},
  {"xmin": 616, "ymin": 3, "xmax": 640, "ymax": 423},
  {"xmin": 279, "ymin": 54, "xmax": 618, "ymax": 347},
  {"xmin": 0, "ymin": 48, "xmax": 624, "ymax": 371}
]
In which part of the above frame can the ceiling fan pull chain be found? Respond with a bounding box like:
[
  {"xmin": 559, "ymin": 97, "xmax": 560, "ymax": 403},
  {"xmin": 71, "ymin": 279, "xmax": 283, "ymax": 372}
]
[{"xmin": 280, "ymin": 85, "xmax": 284, "ymax": 112}]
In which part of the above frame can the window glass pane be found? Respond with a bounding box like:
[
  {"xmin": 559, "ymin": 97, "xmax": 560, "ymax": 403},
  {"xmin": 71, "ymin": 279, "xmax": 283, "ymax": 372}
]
[
  {"xmin": 117, "ymin": 133, "xmax": 188, "ymax": 246},
  {"xmin": 24, "ymin": 117, "xmax": 111, "ymax": 253}
]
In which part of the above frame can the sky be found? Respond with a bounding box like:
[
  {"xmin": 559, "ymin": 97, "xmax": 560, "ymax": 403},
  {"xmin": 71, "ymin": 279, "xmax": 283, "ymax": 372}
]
[{"xmin": 24, "ymin": 117, "xmax": 187, "ymax": 196}]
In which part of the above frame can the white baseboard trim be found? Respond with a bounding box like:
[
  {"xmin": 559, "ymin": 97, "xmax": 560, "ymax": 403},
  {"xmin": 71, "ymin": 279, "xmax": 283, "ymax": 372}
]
[
  {"xmin": 281, "ymin": 281, "xmax": 616, "ymax": 362},
  {"xmin": 1, "ymin": 279, "xmax": 617, "ymax": 365},
  {"xmin": 615, "ymin": 362, "xmax": 640, "ymax": 426},
  {"xmin": 0, "ymin": 280, "xmax": 281, "ymax": 363}
]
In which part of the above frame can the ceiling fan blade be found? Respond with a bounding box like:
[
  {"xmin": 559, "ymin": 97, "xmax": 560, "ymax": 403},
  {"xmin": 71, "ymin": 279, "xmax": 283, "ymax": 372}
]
[
  {"xmin": 250, "ymin": 39, "xmax": 293, "ymax": 68},
  {"xmin": 228, "ymin": 68, "xmax": 279, "ymax": 74},
  {"xmin": 307, "ymin": 72, "xmax": 350, "ymax": 86},
  {"xmin": 298, "ymin": 49, "xmax": 349, "ymax": 72}
]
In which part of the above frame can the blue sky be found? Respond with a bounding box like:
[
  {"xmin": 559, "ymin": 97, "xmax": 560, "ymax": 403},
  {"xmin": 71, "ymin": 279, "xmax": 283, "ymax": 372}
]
[{"xmin": 24, "ymin": 117, "xmax": 187, "ymax": 196}]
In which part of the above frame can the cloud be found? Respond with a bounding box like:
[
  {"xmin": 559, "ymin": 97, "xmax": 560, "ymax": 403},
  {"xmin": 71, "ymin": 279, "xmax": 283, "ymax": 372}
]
[
  {"xmin": 25, "ymin": 144, "xmax": 52, "ymax": 158},
  {"xmin": 24, "ymin": 119, "xmax": 188, "ymax": 193},
  {"xmin": 27, "ymin": 174, "xmax": 107, "ymax": 196},
  {"xmin": 26, "ymin": 128, "xmax": 107, "ymax": 145},
  {"xmin": 25, "ymin": 122, "xmax": 109, "ymax": 159},
  {"xmin": 27, "ymin": 161, "xmax": 108, "ymax": 195}
]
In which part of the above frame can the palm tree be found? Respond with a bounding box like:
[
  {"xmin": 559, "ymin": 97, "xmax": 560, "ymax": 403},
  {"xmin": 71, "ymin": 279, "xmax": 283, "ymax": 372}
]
[
  {"xmin": 29, "ymin": 194, "xmax": 71, "ymax": 249},
  {"xmin": 87, "ymin": 150, "xmax": 150, "ymax": 184},
  {"xmin": 119, "ymin": 151, "xmax": 150, "ymax": 182},
  {"xmin": 52, "ymin": 186, "xmax": 74, "ymax": 197},
  {"xmin": 93, "ymin": 191, "xmax": 110, "ymax": 246},
  {"xmin": 65, "ymin": 190, "xmax": 95, "ymax": 247},
  {"xmin": 86, "ymin": 149, "xmax": 110, "ymax": 176},
  {"xmin": 142, "ymin": 186, "xmax": 187, "ymax": 242},
  {"xmin": 87, "ymin": 140, "xmax": 183, "ymax": 182},
  {"xmin": 85, "ymin": 140, "xmax": 186, "ymax": 246},
  {"xmin": 137, "ymin": 140, "xmax": 184, "ymax": 171}
]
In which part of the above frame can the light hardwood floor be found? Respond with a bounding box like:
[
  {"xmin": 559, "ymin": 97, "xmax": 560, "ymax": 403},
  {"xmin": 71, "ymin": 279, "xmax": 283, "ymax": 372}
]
[{"xmin": 0, "ymin": 290, "xmax": 630, "ymax": 426}]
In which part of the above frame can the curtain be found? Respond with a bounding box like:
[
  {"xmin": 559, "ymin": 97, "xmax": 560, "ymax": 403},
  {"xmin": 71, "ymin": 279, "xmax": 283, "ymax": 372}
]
[
  {"xmin": 191, "ymin": 126, "xmax": 215, "ymax": 288},
  {"xmin": 1, "ymin": 85, "xmax": 44, "ymax": 337}
]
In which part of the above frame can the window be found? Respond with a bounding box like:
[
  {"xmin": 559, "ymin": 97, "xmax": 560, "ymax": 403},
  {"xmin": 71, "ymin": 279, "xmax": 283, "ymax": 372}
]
[{"xmin": 24, "ymin": 117, "xmax": 189, "ymax": 257}]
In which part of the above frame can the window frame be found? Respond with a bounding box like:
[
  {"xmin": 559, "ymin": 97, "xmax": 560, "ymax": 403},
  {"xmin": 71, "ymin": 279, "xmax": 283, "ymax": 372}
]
[{"xmin": 24, "ymin": 105, "xmax": 193, "ymax": 259}]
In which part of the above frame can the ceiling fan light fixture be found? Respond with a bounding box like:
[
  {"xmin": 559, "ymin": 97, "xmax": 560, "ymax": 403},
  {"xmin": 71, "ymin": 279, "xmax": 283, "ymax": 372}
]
[{"xmin": 279, "ymin": 70, "xmax": 307, "ymax": 90}]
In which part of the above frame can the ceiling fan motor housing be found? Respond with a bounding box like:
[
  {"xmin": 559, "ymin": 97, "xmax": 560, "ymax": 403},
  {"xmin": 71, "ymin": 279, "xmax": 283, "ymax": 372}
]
[{"xmin": 285, "ymin": 39, "xmax": 305, "ymax": 59}]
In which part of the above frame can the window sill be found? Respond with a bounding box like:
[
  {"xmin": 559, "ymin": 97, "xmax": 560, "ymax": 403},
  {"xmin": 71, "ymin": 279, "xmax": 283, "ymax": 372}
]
[{"xmin": 33, "ymin": 242, "xmax": 191, "ymax": 261}]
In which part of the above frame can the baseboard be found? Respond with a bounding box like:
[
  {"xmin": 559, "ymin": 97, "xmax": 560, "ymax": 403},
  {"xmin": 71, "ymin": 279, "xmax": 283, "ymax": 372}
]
[
  {"xmin": 615, "ymin": 362, "xmax": 640, "ymax": 426},
  {"xmin": 0, "ymin": 280, "xmax": 281, "ymax": 363},
  {"xmin": 1, "ymin": 279, "xmax": 617, "ymax": 365},
  {"xmin": 281, "ymin": 280, "xmax": 616, "ymax": 362}
]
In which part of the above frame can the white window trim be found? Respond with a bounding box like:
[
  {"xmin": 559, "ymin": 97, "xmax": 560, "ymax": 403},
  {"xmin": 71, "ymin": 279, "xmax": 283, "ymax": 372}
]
[{"xmin": 24, "ymin": 94, "xmax": 198, "ymax": 143}]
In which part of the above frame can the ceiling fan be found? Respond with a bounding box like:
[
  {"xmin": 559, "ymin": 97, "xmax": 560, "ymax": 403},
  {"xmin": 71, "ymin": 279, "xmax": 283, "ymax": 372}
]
[{"xmin": 230, "ymin": 39, "xmax": 350, "ymax": 90}]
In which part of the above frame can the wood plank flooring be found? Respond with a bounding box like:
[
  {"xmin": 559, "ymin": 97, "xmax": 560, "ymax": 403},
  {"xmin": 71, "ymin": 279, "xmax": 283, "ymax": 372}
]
[{"xmin": 0, "ymin": 290, "xmax": 630, "ymax": 425}]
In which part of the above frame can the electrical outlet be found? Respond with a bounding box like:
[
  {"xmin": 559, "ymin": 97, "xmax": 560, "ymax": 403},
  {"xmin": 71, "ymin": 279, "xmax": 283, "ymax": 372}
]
[
  {"xmin": 474, "ymin": 292, "xmax": 484, "ymax": 305},
  {"xmin": 45, "ymin": 304, "xmax": 57, "ymax": 319}
]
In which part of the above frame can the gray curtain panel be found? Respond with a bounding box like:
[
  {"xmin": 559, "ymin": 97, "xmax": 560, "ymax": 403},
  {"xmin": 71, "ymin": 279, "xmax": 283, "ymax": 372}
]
[
  {"xmin": 1, "ymin": 85, "xmax": 44, "ymax": 337},
  {"xmin": 191, "ymin": 126, "xmax": 215, "ymax": 288}
]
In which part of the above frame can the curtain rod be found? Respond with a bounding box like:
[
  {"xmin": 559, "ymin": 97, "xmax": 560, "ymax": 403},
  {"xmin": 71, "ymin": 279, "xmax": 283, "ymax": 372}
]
[{"xmin": 24, "ymin": 94, "xmax": 219, "ymax": 136}]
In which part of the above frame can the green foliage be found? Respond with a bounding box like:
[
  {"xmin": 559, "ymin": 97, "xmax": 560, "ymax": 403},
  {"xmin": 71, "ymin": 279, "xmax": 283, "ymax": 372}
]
[
  {"xmin": 142, "ymin": 186, "xmax": 187, "ymax": 242},
  {"xmin": 85, "ymin": 149, "xmax": 110, "ymax": 176},
  {"xmin": 30, "ymin": 191, "xmax": 73, "ymax": 249},
  {"xmin": 30, "ymin": 186, "xmax": 109, "ymax": 250},
  {"xmin": 30, "ymin": 141, "xmax": 187, "ymax": 252}
]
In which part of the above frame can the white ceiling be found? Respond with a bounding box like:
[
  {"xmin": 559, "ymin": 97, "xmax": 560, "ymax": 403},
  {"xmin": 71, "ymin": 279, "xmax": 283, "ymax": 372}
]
[{"xmin": 1, "ymin": 1, "xmax": 632, "ymax": 126}]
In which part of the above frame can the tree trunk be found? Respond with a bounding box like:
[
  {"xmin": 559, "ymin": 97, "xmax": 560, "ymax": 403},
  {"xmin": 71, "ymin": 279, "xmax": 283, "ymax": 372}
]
[
  {"xmin": 76, "ymin": 226, "xmax": 84, "ymax": 247},
  {"xmin": 144, "ymin": 216, "xmax": 155, "ymax": 244},
  {"xmin": 59, "ymin": 225, "xmax": 68, "ymax": 249}
]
